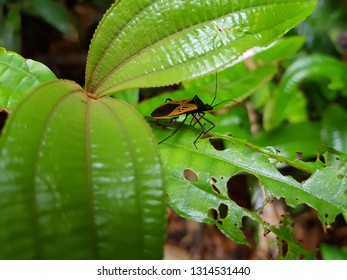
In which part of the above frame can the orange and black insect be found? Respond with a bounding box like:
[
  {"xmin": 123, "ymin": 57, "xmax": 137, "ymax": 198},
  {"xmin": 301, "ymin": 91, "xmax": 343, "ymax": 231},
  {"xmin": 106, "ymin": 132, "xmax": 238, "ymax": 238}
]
[{"xmin": 151, "ymin": 75, "xmax": 233, "ymax": 148}]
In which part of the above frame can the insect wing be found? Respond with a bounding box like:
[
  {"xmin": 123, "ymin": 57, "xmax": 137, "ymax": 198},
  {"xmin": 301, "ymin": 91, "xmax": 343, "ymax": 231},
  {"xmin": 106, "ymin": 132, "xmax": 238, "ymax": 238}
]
[
  {"xmin": 151, "ymin": 102, "xmax": 180, "ymax": 118},
  {"xmin": 151, "ymin": 98, "xmax": 198, "ymax": 118}
]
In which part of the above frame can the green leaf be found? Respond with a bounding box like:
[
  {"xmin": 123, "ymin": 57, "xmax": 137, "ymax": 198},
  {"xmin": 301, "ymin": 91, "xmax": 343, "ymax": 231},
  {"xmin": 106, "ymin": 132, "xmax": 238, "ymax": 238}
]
[
  {"xmin": 321, "ymin": 104, "xmax": 347, "ymax": 154},
  {"xmin": 136, "ymin": 36, "xmax": 305, "ymax": 118},
  {"xmin": 85, "ymin": 0, "xmax": 317, "ymax": 96},
  {"xmin": 181, "ymin": 37, "xmax": 307, "ymax": 102},
  {"xmin": 148, "ymin": 116, "xmax": 345, "ymax": 240},
  {"xmin": 254, "ymin": 36, "xmax": 306, "ymax": 63},
  {"xmin": 265, "ymin": 54, "xmax": 347, "ymax": 130},
  {"xmin": 321, "ymin": 243, "xmax": 347, "ymax": 260},
  {"xmin": 181, "ymin": 50, "xmax": 278, "ymax": 102},
  {"xmin": 146, "ymin": 123, "xmax": 290, "ymax": 232},
  {"xmin": 0, "ymin": 48, "xmax": 57, "ymax": 110},
  {"xmin": 269, "ymin": 216, "xmax": 316, "ymax": 259},
  {"xmin": 251, "ymin": 122, "xmax": 321, "ymax": 160},
  {"xmin": 111, "ymin": 88, "xmax": 139, "ymax": 105},
  {"xmin": 300, "ymin": 165, "xmax": 347, "ymax": 227},
  {"xmin": 209, "ymin": 106, "xmax": 251, "ymax": 140},
  {"xmin": 0, "ymin": 80, "xmax": 166, "ymax": 259}
]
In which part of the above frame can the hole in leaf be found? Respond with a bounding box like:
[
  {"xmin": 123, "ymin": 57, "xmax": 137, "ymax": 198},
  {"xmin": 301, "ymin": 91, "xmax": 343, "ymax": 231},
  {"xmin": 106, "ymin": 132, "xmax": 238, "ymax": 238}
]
[
  {"xmin": 296, "ymin": 152, "xmax": 303, "ymax": 160},
  {"xmin": 217, "ymin": 220, "xmax": 223, "ymax": 225},
  {"xmin": 211, "ymin": 177, "xmax": 217, "ymax": 183},
  {"xmin": 325, "ymin": 213, "xmax": 329, "ymax": 218},
  {"xmin": 241, "ymin": 216, "xmax": 256, "ymax": 243},
  {"xmin": 211, "ymin": 184, "xmax": 221, "ymax": 194},
  {"xmin": 183, "ymin": 169, "xmax": 198, "ymax": 183},
  {"xmin": 281, "ymin": 240, "xmax": 288, "ymax": 258},
  {"xmin": 0, "ymin": 110, "xmax": 9, "ymax": 134},
  {"xmin": 208, "ymin": 208, "xmax": 218, "ymax": 220},
  {"xmin": 218, "ymin": 203, "xmax": 228, "ymax": 219},
  {"xmin": 278, "ymin": 166, "xmax": 310, "ymax": 182},
  {"xmin": 209, "ymin": 138, "xmax": 225, "ymax": 150},
  {"xmin": 227, "ymin": 173, "xmax": 252, "ymax": 210}
]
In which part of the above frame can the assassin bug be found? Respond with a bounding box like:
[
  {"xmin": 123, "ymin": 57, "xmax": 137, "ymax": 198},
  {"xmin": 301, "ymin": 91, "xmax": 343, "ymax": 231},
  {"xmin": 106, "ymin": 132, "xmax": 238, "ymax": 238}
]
[{"xmin": 151, "ymin": 74, "xmax": 234, "ymax": 148}]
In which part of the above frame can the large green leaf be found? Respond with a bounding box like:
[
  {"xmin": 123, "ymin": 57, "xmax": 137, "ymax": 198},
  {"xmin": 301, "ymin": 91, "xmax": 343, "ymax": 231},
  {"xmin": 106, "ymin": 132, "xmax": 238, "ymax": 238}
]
[
  {"xmin": 85, "ymin": 0, "xmax": 317, "ymax": 96},
  {"xmin": 0, "ymin": 80, "xmax": 166, "ymax": 259},
  {"xmin": 137, "ymin": 36, "xmax": 305, "ymax": 118},
  {"xmin": 0, "ymin": 48, "xmax": 57, "ymax": 110}
]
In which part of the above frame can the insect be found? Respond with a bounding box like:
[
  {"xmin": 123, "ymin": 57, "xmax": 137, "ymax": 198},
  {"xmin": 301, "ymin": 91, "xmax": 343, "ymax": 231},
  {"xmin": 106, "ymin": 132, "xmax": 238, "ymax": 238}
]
[{"xmin": 151, "ymin": 75, "xmax": 234, "ymax": 148}]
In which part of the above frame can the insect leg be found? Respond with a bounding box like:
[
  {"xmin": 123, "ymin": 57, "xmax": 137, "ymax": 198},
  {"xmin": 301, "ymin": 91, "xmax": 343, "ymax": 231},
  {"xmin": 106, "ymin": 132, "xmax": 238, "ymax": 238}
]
[
  {"xmin": 189, "ymin": 113, "xmax": 198, "ymax": 126},
  {"xmin": 158, "ymin": 114, "xmax": 189, "ymax": 145},
  {"xmin": 193, "ymin": 113, "xmax": 215, "ymax": 148},
  {"xmin": 200, "ymin": 113, "xmax": 215, "ymax": 134}
]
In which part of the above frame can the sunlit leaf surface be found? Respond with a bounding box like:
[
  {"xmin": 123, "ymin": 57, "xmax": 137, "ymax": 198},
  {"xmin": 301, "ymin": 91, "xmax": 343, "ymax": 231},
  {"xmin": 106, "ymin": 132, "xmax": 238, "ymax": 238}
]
[{"xmin": 86, "ymin": 0, "xmax": 317, "ymax": 96}]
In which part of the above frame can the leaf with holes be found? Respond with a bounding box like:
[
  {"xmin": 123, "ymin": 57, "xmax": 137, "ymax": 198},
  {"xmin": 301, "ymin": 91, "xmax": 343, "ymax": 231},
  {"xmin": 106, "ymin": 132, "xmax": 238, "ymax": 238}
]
[
  {"xmin": 269, "ymin": 216, "xmax": 316, "ymax": 259},
  {"xmin": 85, "ymin": 0, "xmax": 317, "ymax": 96},
  {"xmin": 299, "ymin": 165, "xmax": 347, "ymax": 227},
  {"xmin": 150, "ymin": 120, "xmax": 346, "ymax": 246},
  {"xmin": 0, "ymin": 80, "xmax": 166, "ymax": 259}
]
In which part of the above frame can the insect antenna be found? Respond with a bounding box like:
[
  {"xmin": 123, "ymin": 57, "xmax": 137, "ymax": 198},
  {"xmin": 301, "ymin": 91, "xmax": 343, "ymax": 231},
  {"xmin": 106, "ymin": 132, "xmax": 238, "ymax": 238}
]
[
  {"xmin": 212, "ymin": 99, "xmax": 239, "ymax": 108},
  {"xmin": 210, "ymin": 72, "xmax": 218, "ymax": 106},
  {"xmin": 210, "ymin": 72, "xmax": 239, "ymax": 108}
]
